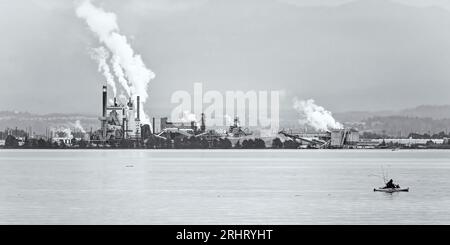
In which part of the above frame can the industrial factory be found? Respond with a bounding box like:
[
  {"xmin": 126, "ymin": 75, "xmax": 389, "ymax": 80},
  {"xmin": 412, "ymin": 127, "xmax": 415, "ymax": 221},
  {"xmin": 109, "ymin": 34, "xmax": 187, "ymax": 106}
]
[
  {"xmin": 91, "ymin": 85, "xmax": 210, "ymax": 145},
  {"xmin": 96, "ymin": 85, "xmax": 142, "ymax": 142},
  {"xmin": 84, "ymin": 85, "xmax": 363, "ymax": 149},
  {"xmin": 5, "ymin": 85, "xmax": 445, "ymax": 150},
  {"xmin": 28, "ymin": 85, "xmax": 364, "ymax": 149}
]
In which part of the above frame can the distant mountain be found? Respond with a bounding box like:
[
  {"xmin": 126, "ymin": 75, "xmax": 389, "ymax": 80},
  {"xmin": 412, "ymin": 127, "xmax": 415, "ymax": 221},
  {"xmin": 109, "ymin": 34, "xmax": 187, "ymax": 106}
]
[
  {"xmin": 361, "ymin": 116, "xmax": 450, "ymax": 136},
  {"xmin": 334, "ymin": 105, "xmax": 450, "ymax": 122},
  {"xmin": 331, "ymin": 105, "xmax": 450, "ymax": 136},
  {"xmin": 399, "ymin": 105, "xmax": 450, "ymax": 119},
  {"xmin": 0, "ymin": 111, "xmax": 98, "ymax": 135}
]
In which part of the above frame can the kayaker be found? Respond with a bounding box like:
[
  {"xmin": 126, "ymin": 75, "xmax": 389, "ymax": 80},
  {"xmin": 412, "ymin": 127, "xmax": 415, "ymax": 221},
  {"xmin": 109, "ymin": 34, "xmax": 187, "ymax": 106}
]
[{"xmin": 384, "ymin": 179, "xmax": 399, "ymax": 189}]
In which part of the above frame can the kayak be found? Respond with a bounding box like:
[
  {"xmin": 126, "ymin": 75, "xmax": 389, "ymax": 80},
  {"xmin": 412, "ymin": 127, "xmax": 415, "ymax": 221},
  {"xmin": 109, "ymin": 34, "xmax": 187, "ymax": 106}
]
[
  {"xmin": 373, "ymin": 187, "xmax": 409, "ymax": 193},
  {"xmin": 374, "ymin": 188, "xmax": 409, "ymax": 193}
]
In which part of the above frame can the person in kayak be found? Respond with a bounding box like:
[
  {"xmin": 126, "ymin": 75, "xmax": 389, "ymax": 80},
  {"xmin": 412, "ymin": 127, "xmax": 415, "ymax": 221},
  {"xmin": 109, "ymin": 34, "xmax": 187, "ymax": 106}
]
[{"xmin": 384, "ymin": 179, "xmax": 400, "ymax": 189}]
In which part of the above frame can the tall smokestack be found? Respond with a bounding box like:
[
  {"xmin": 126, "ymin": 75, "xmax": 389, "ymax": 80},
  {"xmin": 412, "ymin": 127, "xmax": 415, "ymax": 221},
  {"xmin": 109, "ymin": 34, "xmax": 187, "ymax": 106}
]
[
  {"xmin": 101, "ymin": 85, "xmax": 107, "ymax": 140},
  {"xmin": 201, "ymin": 113, "xmax": 206, "ymax": 132},
  {"xmin": 136, "ymin": 96, "xmax": 140, "ymax": 121},
  {"xmin": 102, "ymin": 85, "xmax": 107, "ymax": 117},
  {"xmin": 152, "ymin": 117, "xmax": 155, "ymax": 134},
  {"xmin": 122, "ymin": 108, "xmax": 126, "ymax": 139}
]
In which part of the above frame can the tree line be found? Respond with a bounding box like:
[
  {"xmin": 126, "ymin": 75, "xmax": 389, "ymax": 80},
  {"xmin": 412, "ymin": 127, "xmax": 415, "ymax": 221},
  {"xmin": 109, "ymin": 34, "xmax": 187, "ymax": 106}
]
[{"xmin": 2, "ymin": 134, "xmax": 315, "ymax": 150}]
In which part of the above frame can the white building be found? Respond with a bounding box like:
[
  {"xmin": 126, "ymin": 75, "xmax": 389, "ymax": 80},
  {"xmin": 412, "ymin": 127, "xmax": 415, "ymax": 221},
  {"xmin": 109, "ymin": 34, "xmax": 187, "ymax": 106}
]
[
  {"xmin": 52, "ymin": 137, "xmax": 73, "ymax": 146},
  {"xmin": 373, "ymin": 138, "xmax": 444, "ymax": 146}
]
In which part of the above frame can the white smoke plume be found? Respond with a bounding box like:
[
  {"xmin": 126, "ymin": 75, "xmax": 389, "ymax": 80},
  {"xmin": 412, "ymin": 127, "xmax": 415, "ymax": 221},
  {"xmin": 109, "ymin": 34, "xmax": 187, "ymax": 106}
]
[
  {"xmin": 90, "ymin": 46, "xmax": 117, "ymax": 96},
  {"xmin": 72, "ymin": 120, "xmax": 86, "ymax": 134},
  {"xmin": 293, "ymin": 98, "xmax": 343, "ymax": 131},
  {"xmin": 111, "ymin": 55, "xmax": 131, "ymax": 96},
  {"xmin": 118, "ymin": 94, "xmax": 128, "ymax": 105},
  {"xmin": 76, "ymin": 0, "xmax": 155, "ymax": 126}
]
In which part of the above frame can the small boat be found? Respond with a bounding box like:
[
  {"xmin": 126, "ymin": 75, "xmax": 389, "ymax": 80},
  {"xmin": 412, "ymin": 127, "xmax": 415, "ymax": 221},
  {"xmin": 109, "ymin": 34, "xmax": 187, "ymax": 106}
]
[{"xmin": 373, "ymin": 187, "xmax": 409, "ymax": 193}]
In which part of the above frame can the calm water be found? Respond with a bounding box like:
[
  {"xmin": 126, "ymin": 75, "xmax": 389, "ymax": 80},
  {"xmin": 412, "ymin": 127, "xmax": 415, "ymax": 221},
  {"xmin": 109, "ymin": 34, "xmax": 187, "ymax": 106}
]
[{"xmin": 0, "ymin": 149, "xmax": 449, "ymax": 224}]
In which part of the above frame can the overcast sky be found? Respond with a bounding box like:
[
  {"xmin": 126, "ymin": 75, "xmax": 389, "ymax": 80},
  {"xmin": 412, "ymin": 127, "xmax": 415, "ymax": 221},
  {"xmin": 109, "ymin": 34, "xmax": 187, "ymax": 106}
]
[{"xmin": 2, "ymin": 0, "xmax": 450, "ymax": 116}]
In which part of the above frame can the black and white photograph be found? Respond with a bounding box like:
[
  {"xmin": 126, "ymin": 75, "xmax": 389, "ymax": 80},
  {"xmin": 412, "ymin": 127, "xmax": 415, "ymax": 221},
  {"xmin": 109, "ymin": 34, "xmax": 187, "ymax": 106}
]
[{"xmin": 1, "ymin": 0, "xmax": 450, "ymax": 241}]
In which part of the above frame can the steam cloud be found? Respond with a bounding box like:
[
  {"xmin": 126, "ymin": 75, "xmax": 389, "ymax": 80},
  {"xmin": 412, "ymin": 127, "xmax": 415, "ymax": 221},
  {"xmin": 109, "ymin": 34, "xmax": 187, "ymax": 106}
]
[
  {"xmin": 76, "ymin": 0, "xmax": 155, "ymax": 125},
  {"xmin": 111, "ymin": 55, "xmax": 131, "ymax": 96},
  {"xmin": 293, "ymin": 98, "xmax": 343, "ymax": 131},
  {"xmin": 72, "ymin": 120, "xmax": 86, "ymax": 134},
  {"xmin": 90, "ymin": 47, "xmax": 117, "ymax": 96}
]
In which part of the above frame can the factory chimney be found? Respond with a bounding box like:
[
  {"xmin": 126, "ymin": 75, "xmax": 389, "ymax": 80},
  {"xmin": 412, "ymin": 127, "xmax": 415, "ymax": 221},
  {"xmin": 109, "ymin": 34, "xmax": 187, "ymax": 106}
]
[
  {"xmin": 136, "ymin": 96, "xmax": 140, "ymax": 121},
  {"xmin": 122, "ymin": 108, "xmax": 126, "ymax": 139},
  {"xmin": 152, "ymin": 117, "xmax": 155, "ymax": 134},
  {"xmin": 102, "ymin": 85, "xmax": 107, "ymax": 117},
  {"xmin": 134, "ymin": 96, "xmax": 141, "ymax": 138},
  {"xmin": 101, "ymin": 85, "xmax": 107, "ymax": 140},
  {"xmin": 201, "ymin": 113, "xmax": 206, "ymax": 132}
]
